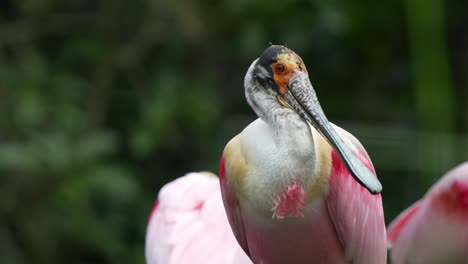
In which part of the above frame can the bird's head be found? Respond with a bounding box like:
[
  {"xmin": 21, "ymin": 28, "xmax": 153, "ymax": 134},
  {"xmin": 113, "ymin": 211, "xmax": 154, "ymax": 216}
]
[{"xmin": 245, "ymin": 45, "xmax": 382, "ymax": 195}]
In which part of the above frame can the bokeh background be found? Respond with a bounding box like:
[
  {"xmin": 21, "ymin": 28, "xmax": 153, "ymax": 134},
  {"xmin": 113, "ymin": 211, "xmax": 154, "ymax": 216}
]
[{"xmin": 1, "ymin": 0, "xmax": 467, "ymax": 263}]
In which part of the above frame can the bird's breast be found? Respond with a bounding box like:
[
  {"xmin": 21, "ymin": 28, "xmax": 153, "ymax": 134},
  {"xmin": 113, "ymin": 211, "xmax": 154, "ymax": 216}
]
[{"xmin": 238, "ymin": 119, "xmax": 328, "ymax": 217}]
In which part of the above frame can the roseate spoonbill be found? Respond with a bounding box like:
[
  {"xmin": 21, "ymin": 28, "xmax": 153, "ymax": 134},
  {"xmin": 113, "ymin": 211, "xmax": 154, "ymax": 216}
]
[
  {"xmin": 387, "ymin": 162, "xmax": 468, "ymax": 264},
  {"xmin": 219, "ymin": 45, "xmax": 387, "ymax": 263},
  {"xmin": 145, "ymin": 172, "xmax": 251, "ymax": 264}
]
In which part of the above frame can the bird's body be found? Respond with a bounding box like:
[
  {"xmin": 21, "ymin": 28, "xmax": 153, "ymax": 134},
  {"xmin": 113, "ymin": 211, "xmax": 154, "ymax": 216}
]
[
  {"xmin": 221, "ymin": 118, "xmax": 386, "ymax": 264},
  {"xmin": 387, "ymin": 162, "xmax": 468, "ymax": 264},
  {"xmin": 220, "ymin": 45, "xmax": 387, "ymax": 263},
  {"xmin": 145, "ymin": 172, "xmax": 251, "ymax": 264}
]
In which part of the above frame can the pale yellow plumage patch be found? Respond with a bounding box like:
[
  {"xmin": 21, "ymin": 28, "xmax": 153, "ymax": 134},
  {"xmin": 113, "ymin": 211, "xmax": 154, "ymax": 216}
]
[
  {"xmin": 222, "ymin": 135, "xmax": 248, "ymax": 195},
  {"xmin": 305, "ymin": 126, "xmax": 333, "ymax": 204}
]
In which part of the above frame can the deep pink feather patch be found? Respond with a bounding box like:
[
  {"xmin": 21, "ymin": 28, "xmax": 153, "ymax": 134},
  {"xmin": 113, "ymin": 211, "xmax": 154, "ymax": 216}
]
[
  {"xmin": 272, "ymin": 179, "xmax": 305, "ymax": 219},
  {"xmin": 329, "ymin": 149, "xmax": 382, "ymax": 213},
  {"xmin": 331, "ymin": 150, "xmax": 375, "ymax": 176},
  {"xmin": 433, "ymin": 179, "xmax": 468, "ymax": 220},
  {"xmin": 451, "ymin": 179, "xmax": 468, "ymax": 209},
  {"xmin": 330, "ymin": 150, "xmax": 376, "ymax": 193},
  {"xmin": 387, "ymin": 202, "xmax": 421, "ymax": 245},
  {"xmin": 148, "ymin": 200, "xmax": 160, "ymax": 223}
]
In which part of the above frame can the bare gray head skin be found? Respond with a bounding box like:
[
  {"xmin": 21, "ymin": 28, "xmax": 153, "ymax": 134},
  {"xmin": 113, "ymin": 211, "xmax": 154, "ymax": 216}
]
[{"xmin": 246, "ymin": 45, "xmax": 382, "ymax": 194}]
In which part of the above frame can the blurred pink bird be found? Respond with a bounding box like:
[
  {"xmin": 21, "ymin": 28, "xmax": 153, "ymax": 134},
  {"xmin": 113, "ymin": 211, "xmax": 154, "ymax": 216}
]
[
  {"xmin": 387, "ymin": 162, "xmax": 468, "ymax": 264},
  {"xmin": 145, "ymin": 172, "xmax": 251, "ymax": 264},
  {"xmin": 220, "ymin": 45, "xmax": 387, "ymax": 263}
]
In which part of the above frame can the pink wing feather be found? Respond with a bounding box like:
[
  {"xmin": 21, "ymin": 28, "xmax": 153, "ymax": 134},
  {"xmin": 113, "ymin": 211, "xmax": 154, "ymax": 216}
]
[
  {"xmin": 386, "ymin": 162, "xmax": 468, "ymax": 264},
  {"xmin": 326, "ymin": 132, "xmax": 387, "ymax": 263},
  {"xmin": 387, "ymin": 200, "xmax": 422, "ymax": 248},
  {"xmin": 145, "ymin": 172, "xmax": 251, "ymax": 264}
]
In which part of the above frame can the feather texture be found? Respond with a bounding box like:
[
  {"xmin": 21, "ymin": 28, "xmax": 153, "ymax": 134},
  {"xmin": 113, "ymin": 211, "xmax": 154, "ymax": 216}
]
[
  {"xmin": 145, "ymin": 172, "xmax": 251, "ymax": 264},
  {"xmin": 327, "ymin": 148, "xmax": 387, "ymax": 263},
  {"xmin": 221, "ymin": 119, "xmax": 387, "ymax": 263},
  {"xmin": 387, "ymin": 162, "xmax": 468, "ymax": 264}
]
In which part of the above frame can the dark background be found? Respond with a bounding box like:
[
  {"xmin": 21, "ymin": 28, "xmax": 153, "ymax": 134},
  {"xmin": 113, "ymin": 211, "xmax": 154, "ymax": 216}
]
[{"xmin": 0, "ymin": 0, "xmax": 467, "ymax": 263}]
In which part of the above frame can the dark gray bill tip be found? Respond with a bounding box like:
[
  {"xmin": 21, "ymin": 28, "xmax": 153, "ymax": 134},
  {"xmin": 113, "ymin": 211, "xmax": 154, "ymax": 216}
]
[{"xmin": 340, "ymin": 151, "xmax": 383, "ymax": 194}]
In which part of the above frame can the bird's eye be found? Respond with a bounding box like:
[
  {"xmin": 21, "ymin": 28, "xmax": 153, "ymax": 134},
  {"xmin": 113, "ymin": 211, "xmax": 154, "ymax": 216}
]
[{"xmin": 274, "ymin": 63, "xmax": 286, "ymax": 74}]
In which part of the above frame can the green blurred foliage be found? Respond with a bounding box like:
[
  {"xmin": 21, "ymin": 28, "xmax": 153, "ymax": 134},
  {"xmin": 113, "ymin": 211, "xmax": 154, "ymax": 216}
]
[{"xmin": 0, "ymin": 0, "xmax": 467, "ymax": 263}]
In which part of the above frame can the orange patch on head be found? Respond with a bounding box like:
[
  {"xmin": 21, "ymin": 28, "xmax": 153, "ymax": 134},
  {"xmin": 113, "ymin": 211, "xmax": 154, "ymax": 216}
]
[{"xmin": 271, "ymin": 53, "xmax": 307, "ymax": 96}]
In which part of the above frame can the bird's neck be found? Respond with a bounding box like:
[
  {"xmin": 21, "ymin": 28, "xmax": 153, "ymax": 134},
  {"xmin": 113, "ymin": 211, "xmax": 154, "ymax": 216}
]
[
  {"xmin": 245, "ymin": 85, "xmax": 313, "ymax": 150},
  {"xmin": 245, "ymin": 89, "xmax": 325, "ymax": 217}
]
